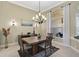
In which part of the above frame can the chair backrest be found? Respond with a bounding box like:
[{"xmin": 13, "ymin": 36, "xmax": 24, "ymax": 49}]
[
  {"xmin": 18, "ymin": 35, "xmax": 21, "ymax": 45},
  {"xmin": 18, "ymin": 35, "xmax": 24, "ymax": 52},
  {"xmin": 45, "ymin": 36, "xmax": 53, "ymax": 47},
  {"xmin": 47, "ymin": 33, "xmax": 53, "ymax": 38}
]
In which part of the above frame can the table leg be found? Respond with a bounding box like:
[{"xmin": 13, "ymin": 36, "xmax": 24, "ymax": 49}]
[{"xmin": 32, "ymin": 44, "xmax": 38, "ymax": 55}]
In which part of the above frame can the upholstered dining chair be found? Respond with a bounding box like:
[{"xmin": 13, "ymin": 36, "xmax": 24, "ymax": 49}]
[
  {"xmin": 18, "ymin": 35, "xmax": 32, "ymax": 54},
  {"xmin": 38, "ymin": 34, "xmax": 53, "ymax": 56}
]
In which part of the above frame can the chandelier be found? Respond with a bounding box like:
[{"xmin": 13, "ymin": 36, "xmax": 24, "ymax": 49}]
[{"xmin": 32, "ymin": 1, "xmax": 47, "ymax": 24}]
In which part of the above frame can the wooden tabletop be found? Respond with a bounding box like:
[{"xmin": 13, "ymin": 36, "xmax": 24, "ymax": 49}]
[{"xmin": 22, "ymin": 36, "xmax": 46, "ymax": 45}]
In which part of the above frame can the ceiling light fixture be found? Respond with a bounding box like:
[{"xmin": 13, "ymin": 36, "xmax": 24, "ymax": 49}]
[{"xmin": 32, "ymin": 1, "xmax": 47, "ymax": 24}]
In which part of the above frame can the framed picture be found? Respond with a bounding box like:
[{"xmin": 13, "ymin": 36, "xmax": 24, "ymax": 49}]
[{"xmin": 21, "ymin": 20, "xmax": 33, "ymax": 26}]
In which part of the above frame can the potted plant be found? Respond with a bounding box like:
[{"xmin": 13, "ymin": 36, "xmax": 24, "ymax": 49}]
[{"xmin": 2, "ymin": 27, "xmax": 10, "ymax": 48}]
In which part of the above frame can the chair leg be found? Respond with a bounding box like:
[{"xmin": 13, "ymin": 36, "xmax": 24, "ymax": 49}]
[
  {"xmin": 50, "ymin": 46, "xmax": 52, "ymax": 54},
  {"xmin": 45, "ymin": 49, "xmax": 46, "ymax": 57},
  {"xmin": 50, "ymin": 42, "xmax": 52, "ymax": 54}
]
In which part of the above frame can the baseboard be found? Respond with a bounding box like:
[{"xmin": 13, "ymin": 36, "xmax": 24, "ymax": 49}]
[
  {"xmin": 0, "ymin": 42, "xmax": 18, "ymax": 48},
  {"xmin": 70, "ymin": 46, "xmax": 79, "ymax": 53}
]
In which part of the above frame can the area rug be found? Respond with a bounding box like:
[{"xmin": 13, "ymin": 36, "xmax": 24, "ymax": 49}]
[{"xmin": 18, "ymin": 46, "xmax": 59, "ymax": 57}]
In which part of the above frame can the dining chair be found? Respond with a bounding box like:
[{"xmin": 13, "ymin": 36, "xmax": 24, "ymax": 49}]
[
  {"xmin": 18, "ymin": 35, "xmax": 32, "ymax": 54},
  {"xmin": 38, "ymin": 35, "xmax": 53, "ymax": 56}
]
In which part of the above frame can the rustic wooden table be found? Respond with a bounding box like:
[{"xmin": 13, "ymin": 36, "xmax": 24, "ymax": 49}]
[{"xmin": 22, "ymin": 36, "xmax": 46, "ymax": 55}]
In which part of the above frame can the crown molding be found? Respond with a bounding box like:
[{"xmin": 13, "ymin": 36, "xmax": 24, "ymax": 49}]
[
  {"xmin": 8, "ymin": 1, "xmax": 65, "ymax": 13},
  {"xmin": 42, "ymin": 1, "xmax": 65, "ymax": 12},
  {"xmin": 8, "ymin": 1, "xmax": 38, "ymax": 12}
]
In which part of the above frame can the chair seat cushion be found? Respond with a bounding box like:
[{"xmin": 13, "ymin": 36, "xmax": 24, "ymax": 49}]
[
  {"xmin": 39, "ymin": 43, "xmax": 50, "ymax": 48},
  {"xmin": 24, "ymin": 44, "xmax": 32, "ymax": 49}
]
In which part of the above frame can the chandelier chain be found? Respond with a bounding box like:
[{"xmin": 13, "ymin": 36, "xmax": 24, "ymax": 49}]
[{"xmin": 39, "ymin": 1, "xmax": 40, "ymax": 12}]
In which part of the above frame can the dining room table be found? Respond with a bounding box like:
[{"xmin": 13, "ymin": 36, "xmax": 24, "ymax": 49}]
[{"xmin": 22, "ymin": 36, "xmax": 46, "ymax": 55}]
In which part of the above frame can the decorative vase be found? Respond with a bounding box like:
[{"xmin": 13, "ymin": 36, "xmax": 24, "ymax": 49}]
[
  {"xmin": 5, "ymin": 37, "xmax": 8, "ymax": 48},
  {"xmin": 2, "ymin": 27, "xmax": 10, "ymax": 49}
]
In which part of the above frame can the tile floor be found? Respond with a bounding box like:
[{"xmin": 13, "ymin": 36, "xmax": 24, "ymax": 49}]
[
  {"xmin": 51, "ymin": 42, "xmax": 79, "ymax": 57},
  {"xmin": 0, "ymin": 42, "xmax": 79, "ymax": 57}
]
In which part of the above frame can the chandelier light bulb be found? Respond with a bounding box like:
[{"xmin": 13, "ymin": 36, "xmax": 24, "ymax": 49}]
[
  {"xmin": 44, "ymin": 18, "xmax": 47, "ymax": 20},
  {"xmin": 39, "ymin": 13, "xmax": 41, "ymax": 16},
  {"xmin": 36, "ymin": 15, "xmax": 38, "ymax": 19},
  {"xmin": 42, "ymin": 15, "xmax": 45, "ymax": 19},
  {"xmin": 32, "ymin": 17, "xmax": 35, "ymax": 20}
]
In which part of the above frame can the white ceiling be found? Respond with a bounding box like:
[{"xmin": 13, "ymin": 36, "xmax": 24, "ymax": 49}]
[{"xmin": 9, "ymin": 1, "xmax": 64, "ymax": 12}]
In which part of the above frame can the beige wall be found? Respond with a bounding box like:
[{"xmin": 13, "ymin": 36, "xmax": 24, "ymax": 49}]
[{"xmin": 0, "ymin": 1, "xmax": 37, "ymax": 45}]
